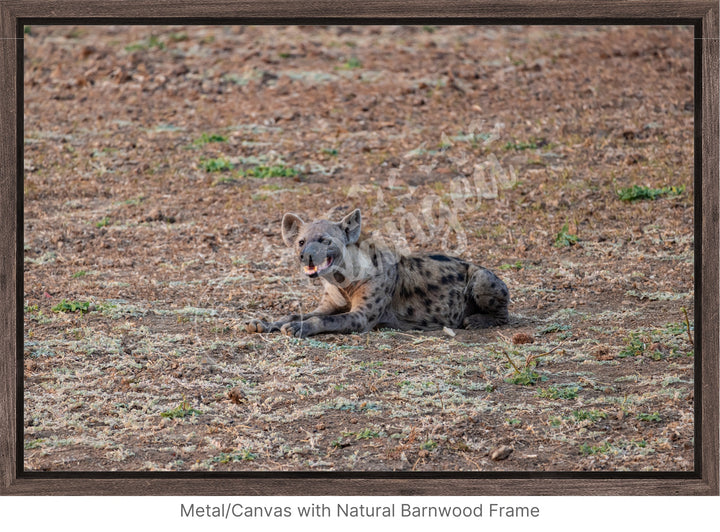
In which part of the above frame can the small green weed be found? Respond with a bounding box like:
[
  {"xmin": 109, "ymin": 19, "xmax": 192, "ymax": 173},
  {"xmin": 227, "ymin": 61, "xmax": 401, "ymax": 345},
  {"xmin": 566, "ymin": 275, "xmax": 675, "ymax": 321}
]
[
  {"xmin": 579, "ymin": 441, "xmax": 611, "ymax": 456},
  {"xmin": 504, "ymin": 140, "xmax": 538, "ymax": 151},
  {"xmin": 538, "ymin": 385, "xmax": 580, "ymax": 400},
  {"xmin": 636, "ymin": 412, "xmax": 662, "ymax": 422},
  {"xmin": 194, "ymin": 133, "xmax": 228, "ymax": 145},
  {"xmin": 72, "ymin": 270, "xmax": 88, "ymax": 278},
  {"xmin": 618, "ymin": 333, "xmax": 664, "ymax": 359},
  {"xmin": 212, "ymin": 176, "xmax": 238, "ymax": 186},
  {"xmin": 24, "ymin": 438, "xmax": 44, "ymax": 450},
  {"xmin": 499, "ymin": 260, "xmax": 524, "ymax": 271},
  {"xmin": 52, "ymin": 299, "xmax": 90, "ymax": 314},
  {"xmin": 212, "ymin": 449, "xmax": 257, "ymax": 463},
  {"xmin": 240, "ymin": 165, "xmax": 299, "ymax": 179},
  {"xmin": 331, "ymin": 437, "xmax": 350, "ymax": 448},
  {"xmin": 200, "ymin": 158, "xmax": 234, "ymax": 172},
  {"xmin": 502, "ymin": 348, "xmax": 552, "ymax": 386},
  {"xmin": 548, "ymin": 416, "xmax": 563, "ymax": 427},
  {"xmin": 168, "ymin": 32, "xmax": 189, "ymax": 43},
  {"xmin": 506, "ymin": 366, "xmax": 542, "ymax": 386},
  {"xmin": 619, "ymin": 333, "xmax": 645, "ymax": 357},
  {"xmin": 572, "ymin": 409, "xmax": 607, "ymax": 423},
  {"xmin": 160, "ymin": 398, "xmax": 201, "ymax": 419},
  {"xmin": 616, "ymin": 184, "xmax": 685, "ymax": 202},
  {"xmin": 554, "ymin": 223, "xmax": 578, "ymax": 247},
  {"xmin": 125, "ymin": 35, "xmax": 166, "ymax": 52},
  {"xmin": 341, "ymin": 57, "xmax": 363, "ymax": 69},
  {"xmin": 537, "ymin": 323, "xmax": 571, "ymax": 336},
  {"xmin": 354, "ymin": 428, "xmax": 382, "ymax": 440},
  {"xmin": 96, "ymin": 216, "xmax": 111, "ymax": 228},
  {"xmin": 420, "ymin": 439, "xmax": 438, "ymax": 451}
]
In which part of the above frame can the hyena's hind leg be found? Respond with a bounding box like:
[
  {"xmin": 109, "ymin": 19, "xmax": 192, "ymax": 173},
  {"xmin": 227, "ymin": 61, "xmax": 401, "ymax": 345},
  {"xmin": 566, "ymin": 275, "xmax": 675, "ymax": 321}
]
[{"xmin": 462, "ymin": 267, "xmax": 510, "ymax": 329}]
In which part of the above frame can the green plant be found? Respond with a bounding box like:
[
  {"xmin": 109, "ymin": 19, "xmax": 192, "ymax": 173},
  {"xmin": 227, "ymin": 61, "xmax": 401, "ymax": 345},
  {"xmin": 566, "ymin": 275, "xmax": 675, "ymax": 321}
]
[
  {"xmin": 636, "ymin": 412, "xmax": 662, "ymax": 422},
  {"xmin": 579, "ymin": 441, "xmax": 611, "ymax": 456},
  {"xmin": 616, "ymin": 184, "xmax": 685, "ymax": 202},
  {"xmin": 200, "ymin": 157, "xmax": 234, "ymax": 172},
  {"xmin": 420, "ymin": 439, "xmax": 438, "ymax": 451},
  {"xmin": 554, "ymin": 223, "xmax": 578, "ymax": 247},
  {"xmin": 505, "ymin": 366, "xmax": 542, "ymax": 386},
  {"xmin": 52, "ymin": 299, "xmax": 90, "ymax": 314},
  {"xmin": 501, "ymin": 344, "xmax": 558, "ymax": 386},
  {"xmin": 160, "ymin": 398, "xmax": 201, "ymax": 419},
  {"xmin": 194, "ymin": 133, "xmax": 228, "ymax": 145},
  {"xmin": 572, "ymin": 410, "xmax": 607, "ymax": 422},
  {"xmin": 538, "ymin": 385, "xmax": 579, "ymax": 400},
  {"xmin": 355, "ymin": 428, "xmax": 382, "ymax": 440},
  {"xmin": 212, "ymin": 450, "xmax": 257, "ymax": 463},
  {"xmin": 504, "ymin": 140, "xmax": 538, "ymax": 151},
  {"xmin": 240, "ymin": 164, "xmax": 299, "ymax": 179},
  {"xmin": 24, "ymin": 438, "xmax": 44, "ymax": 449},
  {"xmin": 499, "ymin": 260, "xmax": 524, "ymax": 271},
  {"xmin": 96, "ymin": 216, "xmax": 111, "ymax": 228},
  {"xmin": 341, "ymin": 56, "xmax": 363, "ymax": 69},
  {"xmin": 212, "ymin": 176, "xmax": 238, "ymax": 186},
  {"xmin": 72, "ymin": 270, "xmax": 88, "ymax": 278},
  {"xmin": 537, "ymin": 323, "xmax": 571, "ymax": 336},
  {"xmin": 618, "ymin": 333, "xmax": 647, "ymax": 358},
  {"xmin": 125, "ymin": 35, "xmax": 166, "ymax": 52}
]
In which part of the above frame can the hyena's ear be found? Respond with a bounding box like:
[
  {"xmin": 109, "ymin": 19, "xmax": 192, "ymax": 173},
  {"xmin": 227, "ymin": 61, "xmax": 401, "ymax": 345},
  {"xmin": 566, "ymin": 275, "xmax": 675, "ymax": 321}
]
[
  {"xmin": 281, "ymin": 213, "xmax": 305, "ymax": 247},
  {"xmin": 339, "ymin": 208, "xmax": 362, "ymax": 244}
]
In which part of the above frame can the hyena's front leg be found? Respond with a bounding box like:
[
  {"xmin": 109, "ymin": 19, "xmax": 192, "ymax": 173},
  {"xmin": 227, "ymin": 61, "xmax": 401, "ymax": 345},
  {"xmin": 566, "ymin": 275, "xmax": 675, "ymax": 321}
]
[
  {"xmin": 245, "ymin": 294, "xmax": 348, "ymax": 334},
  {"xmin": 280, "ymin": 283, "xmax": 389, "ymax": 338}
]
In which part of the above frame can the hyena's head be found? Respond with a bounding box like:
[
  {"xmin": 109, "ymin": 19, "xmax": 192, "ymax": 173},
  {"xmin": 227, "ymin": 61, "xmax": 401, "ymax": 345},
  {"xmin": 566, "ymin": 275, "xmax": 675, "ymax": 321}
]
[{"xmin": 281, "ymin": 209, "xmax": 362, "ymax": 280}]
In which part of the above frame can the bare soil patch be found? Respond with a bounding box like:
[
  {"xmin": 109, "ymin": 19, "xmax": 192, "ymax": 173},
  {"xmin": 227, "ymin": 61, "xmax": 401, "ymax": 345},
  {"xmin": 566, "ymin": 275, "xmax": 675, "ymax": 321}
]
[{"xmin": 23, "ymin": 25, "xmax": 694, "ymax": 472}]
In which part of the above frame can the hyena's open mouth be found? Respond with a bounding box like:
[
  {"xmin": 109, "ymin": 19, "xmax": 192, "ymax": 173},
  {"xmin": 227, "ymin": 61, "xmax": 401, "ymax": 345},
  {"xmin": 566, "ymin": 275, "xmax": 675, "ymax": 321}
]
[{"xmin": 304, "ymin": 256, "xmax": 333, "ymax": 277}]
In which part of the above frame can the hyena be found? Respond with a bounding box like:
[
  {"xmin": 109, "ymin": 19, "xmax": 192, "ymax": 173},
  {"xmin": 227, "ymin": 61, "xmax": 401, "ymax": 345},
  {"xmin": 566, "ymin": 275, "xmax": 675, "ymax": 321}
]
[{"xmin": 246, "ymin": 209, "xmax": 509, "ymax": 338}]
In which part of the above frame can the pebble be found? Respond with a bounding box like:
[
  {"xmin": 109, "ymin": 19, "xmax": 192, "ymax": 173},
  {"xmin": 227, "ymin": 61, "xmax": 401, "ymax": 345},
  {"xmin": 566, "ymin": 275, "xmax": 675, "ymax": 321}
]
[{"xmin": 490, "ymin": 445, "xmax": 513, "ymax": 461}]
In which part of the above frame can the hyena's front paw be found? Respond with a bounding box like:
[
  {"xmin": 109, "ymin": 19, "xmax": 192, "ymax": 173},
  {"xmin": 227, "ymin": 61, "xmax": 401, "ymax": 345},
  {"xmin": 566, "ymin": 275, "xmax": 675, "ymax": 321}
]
[
  {"xmin": 280, "ymin": 320, "xmax": 314, "ymax": 338},
  {"xmin": 246, "ymin": 319, "xmax": 274, "ymax": 333}
]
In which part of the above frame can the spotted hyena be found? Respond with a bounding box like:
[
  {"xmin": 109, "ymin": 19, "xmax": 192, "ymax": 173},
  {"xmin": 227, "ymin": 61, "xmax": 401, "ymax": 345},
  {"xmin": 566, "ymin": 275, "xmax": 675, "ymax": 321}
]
[{"xmin": 246, "ymin": 209, "xmax": 509, "ymax": 338}]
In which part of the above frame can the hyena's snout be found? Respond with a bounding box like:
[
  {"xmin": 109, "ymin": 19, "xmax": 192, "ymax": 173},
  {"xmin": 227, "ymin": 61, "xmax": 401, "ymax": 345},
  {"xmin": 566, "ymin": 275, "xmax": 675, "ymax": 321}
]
[{"xmin": 300, "ymin": 241, "xmax": 335, "ymax": 277}]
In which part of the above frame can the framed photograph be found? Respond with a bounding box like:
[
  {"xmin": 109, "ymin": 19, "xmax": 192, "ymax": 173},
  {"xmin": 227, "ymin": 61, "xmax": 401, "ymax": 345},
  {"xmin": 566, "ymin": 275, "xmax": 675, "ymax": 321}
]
[{"xmin": 1, "ymin": 1, "xmax": 717, "ymax": 496}]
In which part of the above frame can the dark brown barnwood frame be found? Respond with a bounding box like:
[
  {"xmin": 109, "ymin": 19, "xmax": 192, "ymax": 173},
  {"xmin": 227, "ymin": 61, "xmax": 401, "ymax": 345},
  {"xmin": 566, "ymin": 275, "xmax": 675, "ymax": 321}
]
[{"xmin": 1, "ymin": 1, "xmax": 717, "ymax": 495}]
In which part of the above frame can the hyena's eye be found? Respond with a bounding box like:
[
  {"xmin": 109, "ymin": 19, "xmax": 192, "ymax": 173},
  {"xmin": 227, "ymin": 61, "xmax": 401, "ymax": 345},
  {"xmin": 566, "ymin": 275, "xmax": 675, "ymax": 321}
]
[{"xmin": 298, "ymin": 239, "xmax": 305, "ymax": 247}]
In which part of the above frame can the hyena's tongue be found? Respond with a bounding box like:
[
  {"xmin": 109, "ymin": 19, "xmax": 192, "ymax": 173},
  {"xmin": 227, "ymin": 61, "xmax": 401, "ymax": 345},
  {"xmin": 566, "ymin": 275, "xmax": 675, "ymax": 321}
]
[{"xmin": 304, "ymin": 257, "xmax": 332, "ymax": 275}]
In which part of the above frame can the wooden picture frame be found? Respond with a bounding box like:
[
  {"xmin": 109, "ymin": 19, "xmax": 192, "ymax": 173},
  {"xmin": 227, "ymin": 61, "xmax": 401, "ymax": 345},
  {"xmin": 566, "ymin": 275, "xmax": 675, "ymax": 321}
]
[{"xmin": 1, "ymin": 0, "xmax": 717, "ymax": 496}]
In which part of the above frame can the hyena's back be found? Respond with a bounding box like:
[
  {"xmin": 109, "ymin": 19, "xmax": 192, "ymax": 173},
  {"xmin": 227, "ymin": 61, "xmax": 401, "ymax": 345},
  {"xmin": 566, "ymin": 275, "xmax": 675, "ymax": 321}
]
[{"xmin": 378, "ymin": 253, "xmax": 509, "ymax": 331}]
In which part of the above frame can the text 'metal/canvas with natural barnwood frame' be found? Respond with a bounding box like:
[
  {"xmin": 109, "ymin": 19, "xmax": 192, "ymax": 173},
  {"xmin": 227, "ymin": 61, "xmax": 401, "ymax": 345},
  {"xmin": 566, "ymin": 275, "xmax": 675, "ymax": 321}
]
[{"xmin": 1, "ymin": 1, "xmax": 718, "ymax": 495}]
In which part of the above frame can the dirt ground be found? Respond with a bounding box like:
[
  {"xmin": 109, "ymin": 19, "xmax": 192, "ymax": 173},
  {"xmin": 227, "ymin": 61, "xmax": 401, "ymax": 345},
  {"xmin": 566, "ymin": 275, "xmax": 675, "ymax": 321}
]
[{"xmin": 22, "ymin": 24, "xmax": 695, "ymax": 472}]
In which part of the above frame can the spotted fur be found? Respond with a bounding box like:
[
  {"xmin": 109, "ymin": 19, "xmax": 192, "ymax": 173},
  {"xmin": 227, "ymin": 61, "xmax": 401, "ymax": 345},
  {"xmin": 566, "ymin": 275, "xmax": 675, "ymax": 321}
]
[{"xmin": 246, "ymin": 209, "xmax": 509, "ymax": 338}]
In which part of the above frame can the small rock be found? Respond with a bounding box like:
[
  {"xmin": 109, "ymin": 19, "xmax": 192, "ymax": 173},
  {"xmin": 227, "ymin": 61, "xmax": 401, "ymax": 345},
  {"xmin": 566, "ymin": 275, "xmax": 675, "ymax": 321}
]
[
  {"xmin": 592, "ymin": 345, "xmax": 615, "ymax": 361},
  {"xmin": 512, "ymin": 332, "xmax": 534, "ymax": 345},
  {"xmin": 227, "ymin": 387, "xmax": 246, "ymax": 405},
  {"xmin": 442, "ymin": 326, "xmax": 456, "ymax": 337},
  {"xmin": 490, "ymin": 445, "xmax": 513, "ymax": 461}
]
